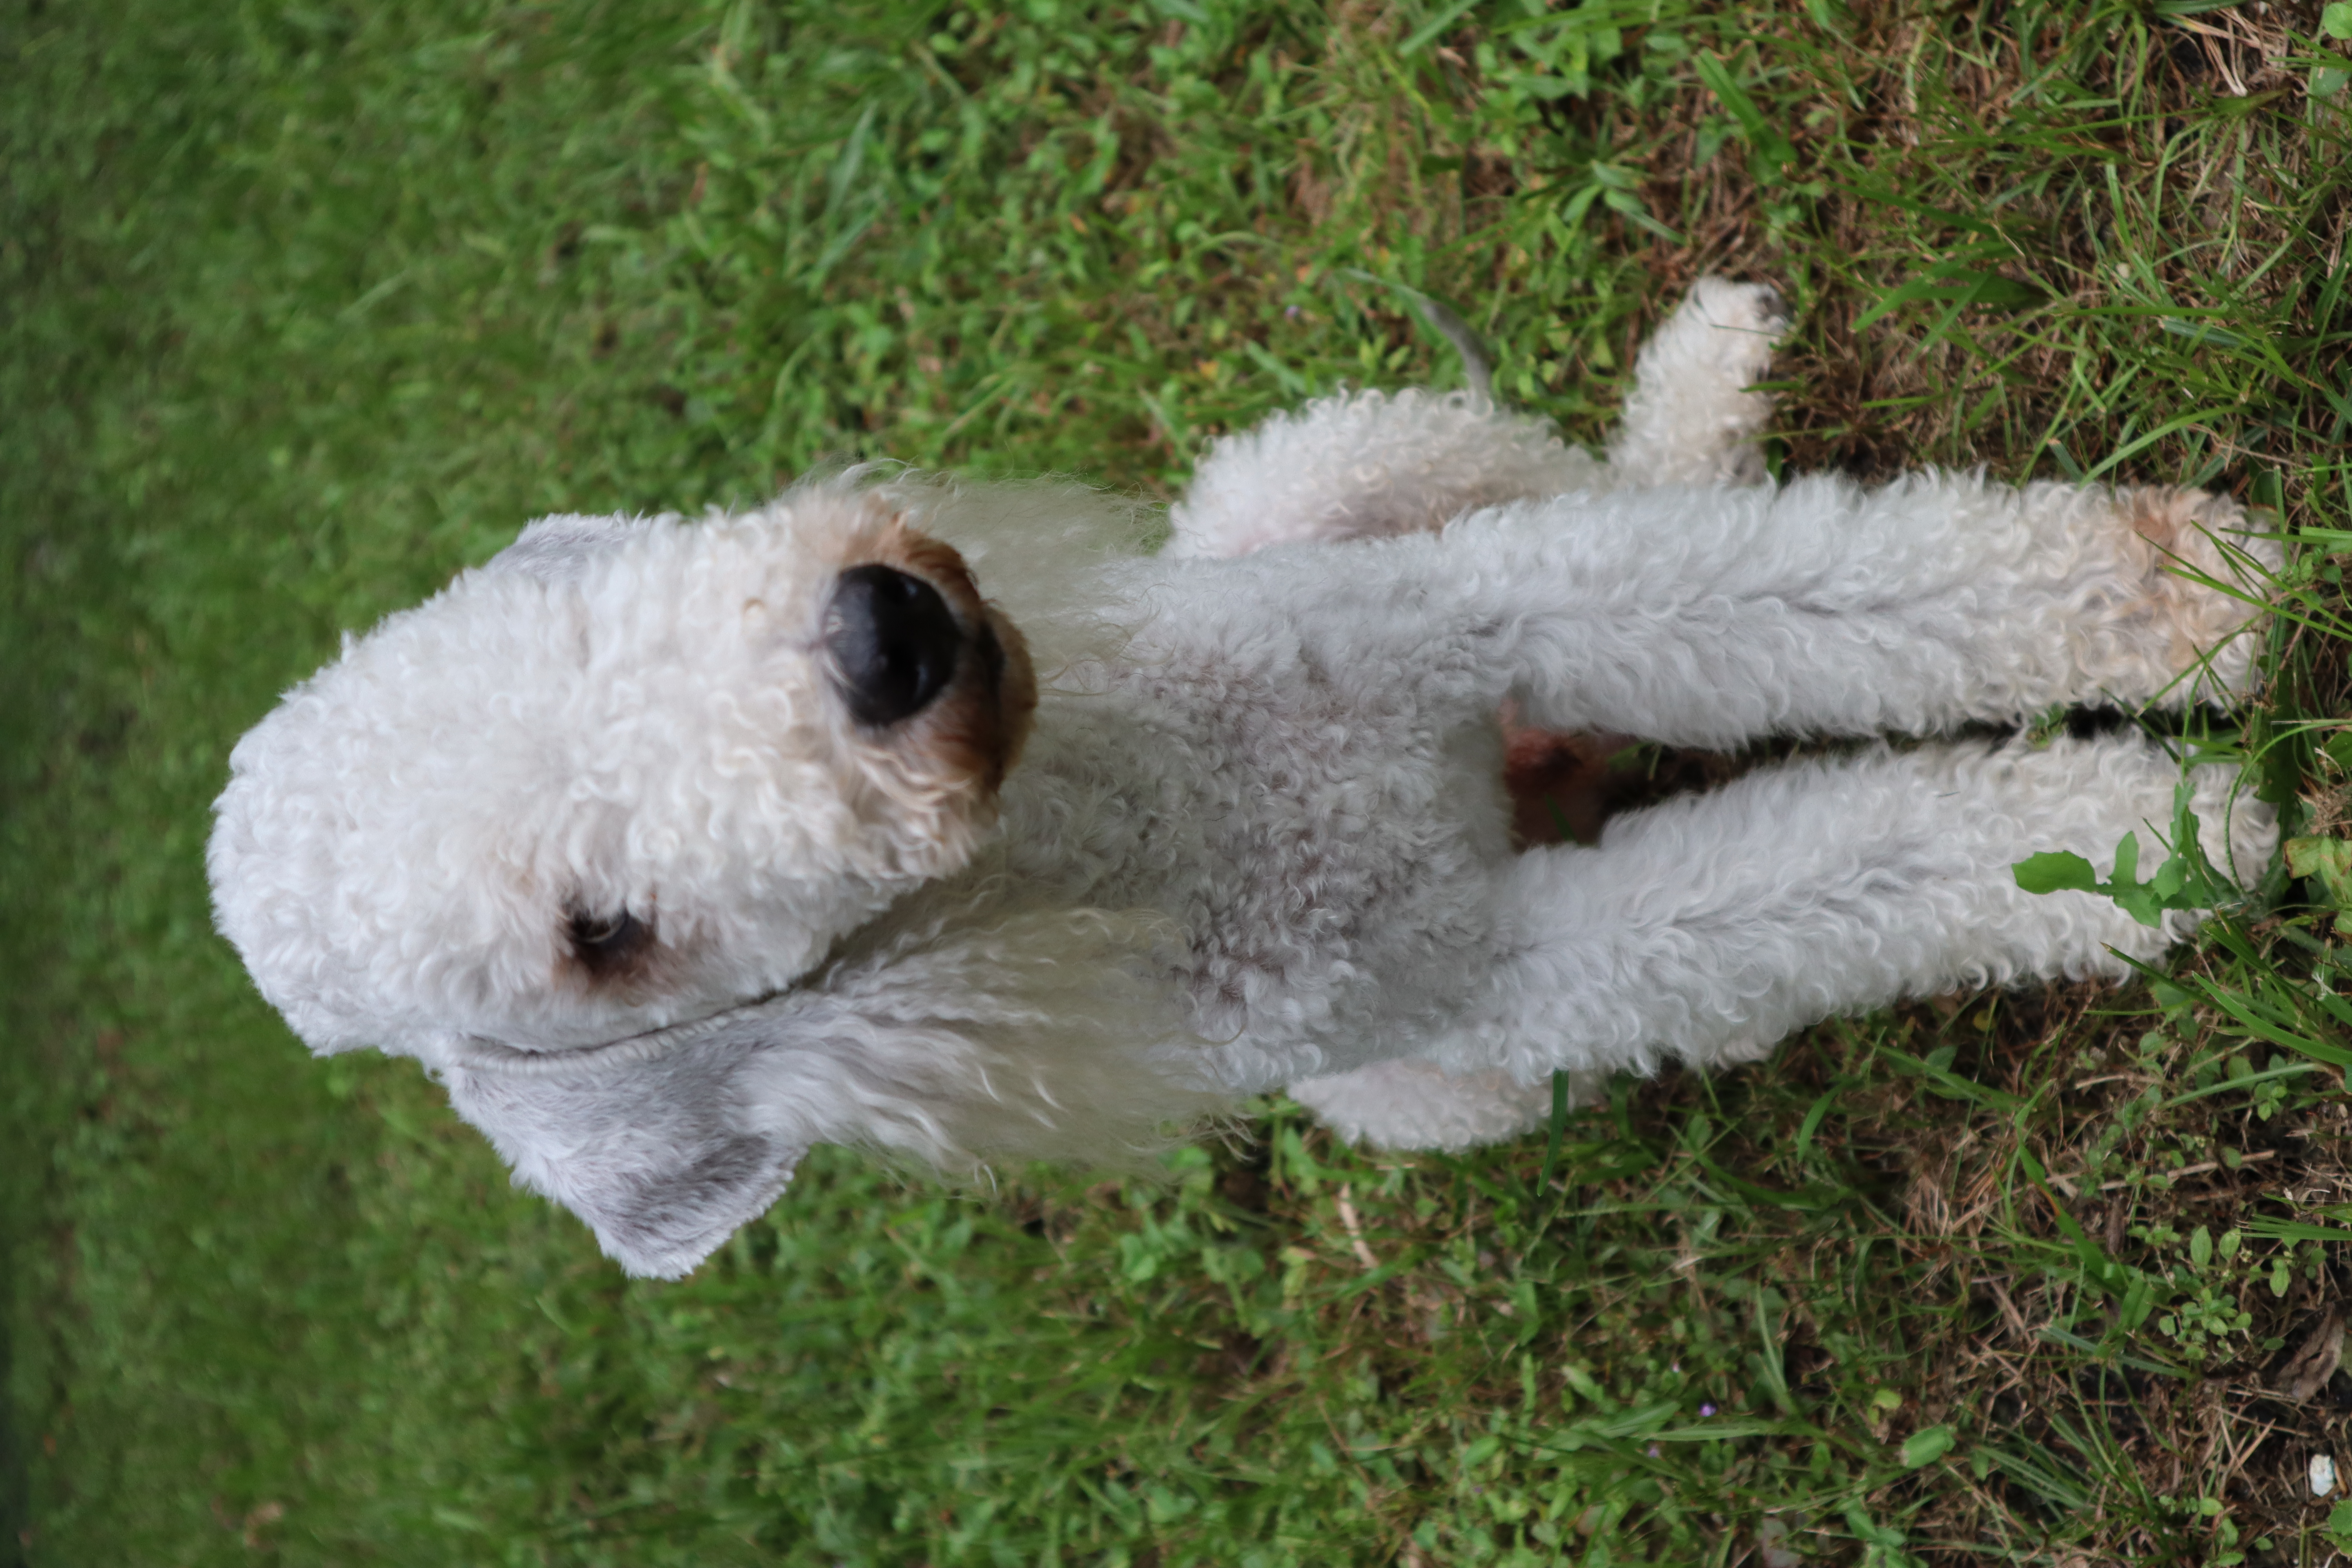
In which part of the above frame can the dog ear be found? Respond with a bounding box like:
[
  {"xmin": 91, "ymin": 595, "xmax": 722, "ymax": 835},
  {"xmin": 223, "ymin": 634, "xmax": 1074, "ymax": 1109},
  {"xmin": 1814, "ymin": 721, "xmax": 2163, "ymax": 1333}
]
[
  {"xmin": 436, "ymin": 906, "xmax": 1222, "ymax": 1278},
  {"xmin": 442, "ymin": 1027, "xmax": 805, "ymax": 1280}
]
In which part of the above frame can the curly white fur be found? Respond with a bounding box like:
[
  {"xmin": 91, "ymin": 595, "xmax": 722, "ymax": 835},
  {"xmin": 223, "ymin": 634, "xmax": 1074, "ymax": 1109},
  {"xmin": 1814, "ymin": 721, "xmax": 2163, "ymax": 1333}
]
[{"xmin": 209, "ymin": 280, "xmax": 2281, "ymax": 1276}]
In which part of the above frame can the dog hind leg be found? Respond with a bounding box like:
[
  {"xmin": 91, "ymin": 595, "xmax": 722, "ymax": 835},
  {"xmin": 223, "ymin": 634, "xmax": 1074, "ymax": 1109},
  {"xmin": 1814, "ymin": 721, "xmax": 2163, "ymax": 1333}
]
[
  {"xmin": 1166, "ymin": 278, "xmax": 1789, "ymax": 559},
  {"xmin": 1605, "ymin": 276, "xmax": 1790, "ymax": 489},
  {"xmin": 1166, "ymin": 387, "xmax": 1607, "ymax": 557}
]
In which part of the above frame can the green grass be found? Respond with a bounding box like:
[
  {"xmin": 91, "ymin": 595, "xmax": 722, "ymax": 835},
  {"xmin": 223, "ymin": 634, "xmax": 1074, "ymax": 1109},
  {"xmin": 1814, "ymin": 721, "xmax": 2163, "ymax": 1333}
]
[{"xmin": 10, "ymin": 0, "xmax": 2352, "ymax": 1562}]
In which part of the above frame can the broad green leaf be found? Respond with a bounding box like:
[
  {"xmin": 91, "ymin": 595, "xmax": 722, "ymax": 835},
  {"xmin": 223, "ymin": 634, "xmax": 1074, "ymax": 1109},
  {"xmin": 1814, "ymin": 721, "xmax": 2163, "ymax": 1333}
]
[
  {"xmin": 2286, "ymin": 836, "xmax": 2352, "ymax": 903},
  {"xmin": 2013, "ymin": 851, "xmax": 2098, "ymax": 894},
  {"xmin": 2113, "ymin": 830, "xmax": 2141, "ymax": 887},
  {"xmin": 1900, "ymin": 1425, "xmax": 1956, "ymax": 1468}
]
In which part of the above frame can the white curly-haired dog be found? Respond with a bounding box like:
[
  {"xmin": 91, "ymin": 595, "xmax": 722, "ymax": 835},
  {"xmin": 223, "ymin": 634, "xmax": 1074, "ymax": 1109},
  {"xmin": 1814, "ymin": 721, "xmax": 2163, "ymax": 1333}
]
[{"xmin": 209, "ymin": 280, "xmax": 2279, "ymax": 1278}]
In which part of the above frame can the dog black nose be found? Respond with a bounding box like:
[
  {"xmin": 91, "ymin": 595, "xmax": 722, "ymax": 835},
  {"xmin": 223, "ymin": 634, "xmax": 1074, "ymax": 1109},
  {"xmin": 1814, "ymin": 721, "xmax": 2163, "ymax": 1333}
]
[{"xmin": 824, "ymin": 564, "xmax": 962, "ymax": 725}]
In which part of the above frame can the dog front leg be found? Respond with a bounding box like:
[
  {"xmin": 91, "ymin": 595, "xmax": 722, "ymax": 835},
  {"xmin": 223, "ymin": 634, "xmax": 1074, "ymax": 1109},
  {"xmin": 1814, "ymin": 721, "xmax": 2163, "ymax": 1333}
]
[
  {"xmin": 1445, "ymin": 472, "xmax": 2278, "ymax": 744},
  {"xmin": 1416, "ymin": 734, "xmax": 2272, "ymax": 1091}
]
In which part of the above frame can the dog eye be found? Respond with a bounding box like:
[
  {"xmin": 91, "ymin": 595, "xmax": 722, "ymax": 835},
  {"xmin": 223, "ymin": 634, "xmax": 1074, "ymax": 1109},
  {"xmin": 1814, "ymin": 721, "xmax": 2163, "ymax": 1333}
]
[
  {"xmin": 565, "ymin": 906, "xmax": 654, "ymax": 978},
  {"xmin": 825, "ymin": 564, "xmax": 961, "ymax": 726}
]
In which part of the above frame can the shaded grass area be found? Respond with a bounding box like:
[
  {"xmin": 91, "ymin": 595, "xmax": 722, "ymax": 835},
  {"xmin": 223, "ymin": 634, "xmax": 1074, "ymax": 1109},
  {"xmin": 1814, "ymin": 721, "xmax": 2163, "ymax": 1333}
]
[{"xmin": 8, "ymin": 0, "xmax": 2352, "ymax": 1561}]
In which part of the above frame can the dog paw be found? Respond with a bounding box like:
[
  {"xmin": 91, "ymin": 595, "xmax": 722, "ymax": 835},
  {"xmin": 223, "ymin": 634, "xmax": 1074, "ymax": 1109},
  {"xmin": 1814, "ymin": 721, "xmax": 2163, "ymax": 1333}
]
[
  {"xmin": 2118, "ymin": 487, "xmax": 2280, "ymax": 701},
  {"xmin": 1679, "ymin": 276, "xmax": 1790, "ymax": 387}
]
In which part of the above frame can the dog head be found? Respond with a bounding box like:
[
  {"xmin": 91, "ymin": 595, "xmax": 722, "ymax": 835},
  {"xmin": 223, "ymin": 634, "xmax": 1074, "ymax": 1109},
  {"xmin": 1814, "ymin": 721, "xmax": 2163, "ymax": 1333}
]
[
  {"xmin": 209, "ymin": 484, "xmax": 1064, "ymax": 1273},
  {"xmin": 212, "ymin": 485, "xmax": 1036, "ymax": 1057}
]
